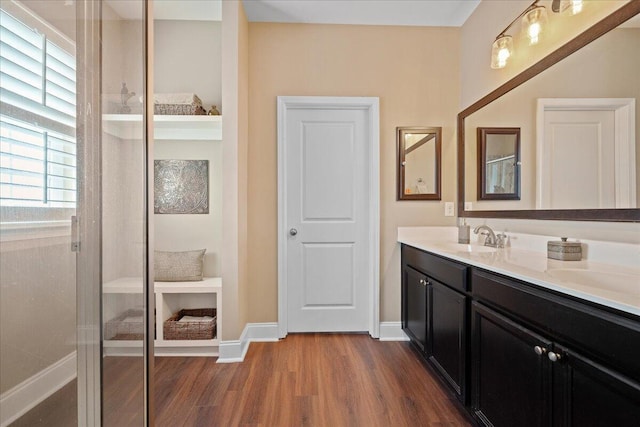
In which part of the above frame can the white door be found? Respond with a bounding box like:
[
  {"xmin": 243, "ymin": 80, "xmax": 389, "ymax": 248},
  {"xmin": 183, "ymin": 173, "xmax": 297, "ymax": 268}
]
[
  {"xmin": 541, "ymin": 109, "xmax": 616, "ymax": 209},
  {"xmin": 277, "ymin": 97, "xmax": 379, "ymax": 337},
  {"xmin": 536, "ymin": 98, "xmax": 636, "ymax": 209}
]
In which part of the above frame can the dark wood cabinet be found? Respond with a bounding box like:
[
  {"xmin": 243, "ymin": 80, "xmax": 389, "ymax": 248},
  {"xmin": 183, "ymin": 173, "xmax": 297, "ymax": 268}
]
[
  {"xmin": 471, "ymin": 302, "xmax": 552, "ymax": 427},
  {"xmin": 400, "ymin": 243, "xmax": 640, "ymax": 427},
  {"xmin": 553, "ymin": 343, "xmax": 640, "ymax": 427},
  {"xmin": 429, "ymin": 279, "xmax": 467, "ymax": 397},
  {"xmin": 402, "ymin": 265, "xmax": 428, "ymax": 351},
  {"xmin": 401, "ymin": 245, "xmax": 468, "ymax": 402},
  {"xmin": 471, "ymin": 269, "xmax": 640, "ymax": 427}
]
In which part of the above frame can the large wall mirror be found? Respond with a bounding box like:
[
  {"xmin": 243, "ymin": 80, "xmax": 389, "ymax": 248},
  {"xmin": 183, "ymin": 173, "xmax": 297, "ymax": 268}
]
[
  {"xmin": 458, "ymin": 2, "xmax": 640, "ymax": 221},
  {"xmin": 397, "ymin": 126, "xmax": 442, "ymax": 200}
]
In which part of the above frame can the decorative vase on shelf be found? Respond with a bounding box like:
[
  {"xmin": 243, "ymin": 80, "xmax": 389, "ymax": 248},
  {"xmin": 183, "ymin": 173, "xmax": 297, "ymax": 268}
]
[{"xmin": 207, "ymin": 105, "xmax": 220, "ymax": 116}]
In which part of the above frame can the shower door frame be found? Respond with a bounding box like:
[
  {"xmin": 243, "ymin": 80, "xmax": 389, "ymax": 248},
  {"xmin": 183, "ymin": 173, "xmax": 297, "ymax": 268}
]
[
  {"xmin": 75, "ymin": 0, "xmax": 154, "ymax": 425},
  {"xmin": 75, "ymin": 0, "xmax": 103, "ymax": 424}
]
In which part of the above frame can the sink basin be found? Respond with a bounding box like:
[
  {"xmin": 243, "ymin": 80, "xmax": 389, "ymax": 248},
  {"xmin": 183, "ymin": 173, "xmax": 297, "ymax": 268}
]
[
  {"xmin": 436, "ymin": 243, "xmax": 498, "ymax": 254},
  {"xmin": 545, "ymin": 268, "xmax": 640, "ymax": 296}
]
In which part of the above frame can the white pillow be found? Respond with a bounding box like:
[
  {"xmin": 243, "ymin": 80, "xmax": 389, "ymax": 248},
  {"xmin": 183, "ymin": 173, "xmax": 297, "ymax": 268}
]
[{"xmin": 154, "ymin": 249, "xmax": 206, "ymax": 282}]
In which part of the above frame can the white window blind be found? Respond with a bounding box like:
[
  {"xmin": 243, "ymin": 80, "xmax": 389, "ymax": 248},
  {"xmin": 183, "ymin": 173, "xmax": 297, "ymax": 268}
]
[{"xmin": 0, "ymin": 8, "xmax": 76, "ymax": 208}]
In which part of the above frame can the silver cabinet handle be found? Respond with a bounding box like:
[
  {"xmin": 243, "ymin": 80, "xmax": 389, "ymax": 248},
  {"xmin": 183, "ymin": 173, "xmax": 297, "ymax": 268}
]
[
  {"xmin": 534, "ymin": 345, "xmax": 546, "ymax": 356},
  {"xmin": 289, "ymin": 228, "xmax": 298, "ymax": 236},
  {"xmin": 548, "ymin": 351, "xmax": 562, "ymax": 362},
  {"xmin": 419, "ymin": 279, "xmax": 430, "ymax": 286}
]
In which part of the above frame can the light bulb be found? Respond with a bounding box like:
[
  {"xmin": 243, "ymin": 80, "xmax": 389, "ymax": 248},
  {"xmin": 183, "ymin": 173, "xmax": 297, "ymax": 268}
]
[
  {"xmin": 571, "ymin": 0, "xmax": 583, "ymax": 15},
  {"xmin": 528, "ymin": 22, "xmax": 541, "ymax": 44},
  {"xmin": 491, "ymin": 35, "xmax": 513, "ymax": 69},
  {"xmin": 522, "ymin": 5, "xmax": 548, "ymax": 46}
]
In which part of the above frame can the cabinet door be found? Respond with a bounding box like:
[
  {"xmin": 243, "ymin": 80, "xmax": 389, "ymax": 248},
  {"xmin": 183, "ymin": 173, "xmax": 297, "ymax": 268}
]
[
  {"xmin": 402, "ymin": 266, "xmax": 428, "ymax": 351},
  {"xmin": 428, "ymin": 279, "xmax": 467, "ymax": 401},
  {"xmin": 471, "ymin": 302, "xmax": 553, "ymax": 427},
  {"xmin": 553, "ymin": 343, "xmax": 640, "ymax": 427}
]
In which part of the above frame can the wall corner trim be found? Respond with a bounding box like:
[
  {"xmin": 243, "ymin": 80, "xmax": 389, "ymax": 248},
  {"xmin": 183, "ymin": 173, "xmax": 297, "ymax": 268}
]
[
  {"xmin": 217, "ymin": 322, "xmax": 279, "ymax": 363},
  {"xmin": 378, "ymin": 322, "xmax": 410, "ymax": 342}
]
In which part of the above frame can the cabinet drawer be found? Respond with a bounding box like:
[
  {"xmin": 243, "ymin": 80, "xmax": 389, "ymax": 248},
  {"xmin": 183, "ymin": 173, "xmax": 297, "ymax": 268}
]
[
  {"xmin": 402, "ymin": 245, "xmax": 468, "ymax": 292},
  {"xmin": 472, "ymin": 269, "xmax": 640, "ymax": 382}
]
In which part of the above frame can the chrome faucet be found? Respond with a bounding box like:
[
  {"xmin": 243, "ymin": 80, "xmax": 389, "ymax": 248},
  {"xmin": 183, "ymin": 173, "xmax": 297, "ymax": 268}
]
[{"xmin": 473, "ymin": 225, "xmax": 506, "ymax": 248}]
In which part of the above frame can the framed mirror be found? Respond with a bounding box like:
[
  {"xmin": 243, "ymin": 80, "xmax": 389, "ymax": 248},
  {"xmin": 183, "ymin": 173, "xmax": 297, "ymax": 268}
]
[
  {"xmin": 397, "ymin": 126, "xmax": 441, "ymax": 200},
  {"xmin": 457, "ymin": 2, "xmax": 640, "ymax": 221},
  {"xmin": 477, "ymin": 127, "xmax": 520, "ymax": 200}
]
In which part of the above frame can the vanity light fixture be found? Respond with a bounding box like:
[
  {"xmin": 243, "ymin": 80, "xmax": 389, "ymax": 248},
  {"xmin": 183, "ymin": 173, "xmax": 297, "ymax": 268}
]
[{"xmin": 490, "ymin": 0, "xmax": 583, "ymax": 69}]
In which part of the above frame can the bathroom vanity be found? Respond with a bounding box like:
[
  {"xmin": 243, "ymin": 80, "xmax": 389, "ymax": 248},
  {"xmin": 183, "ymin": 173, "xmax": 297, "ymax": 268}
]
[{"xmin": 399, "ymin": 228, "xmax": 640, "ymax": 427}]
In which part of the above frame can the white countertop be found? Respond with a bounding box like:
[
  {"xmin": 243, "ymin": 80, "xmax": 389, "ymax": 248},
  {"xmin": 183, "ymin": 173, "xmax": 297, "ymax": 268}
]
[{"xmin": 398, "ymin": 227, "xmax": 640, "ymax": 317}]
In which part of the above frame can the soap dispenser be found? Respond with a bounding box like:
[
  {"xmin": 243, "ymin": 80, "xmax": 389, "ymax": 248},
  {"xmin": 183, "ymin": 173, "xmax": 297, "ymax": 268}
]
[{"xmin": 458, "ymin": 218, "xmax": 470, "ymax": 244}]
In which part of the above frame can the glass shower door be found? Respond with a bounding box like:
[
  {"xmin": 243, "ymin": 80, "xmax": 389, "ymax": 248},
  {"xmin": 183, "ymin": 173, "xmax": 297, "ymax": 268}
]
[
  {"xmin": 98, "ymin": 0, "xmax": 150, "ymax": 425},
  {"xmin": 1, "ymin": 1, "xmax": 79, "ymax": 425},
  {"xmin": 1, "ymin": 0, "xmax": 150, "ymax": 425}
]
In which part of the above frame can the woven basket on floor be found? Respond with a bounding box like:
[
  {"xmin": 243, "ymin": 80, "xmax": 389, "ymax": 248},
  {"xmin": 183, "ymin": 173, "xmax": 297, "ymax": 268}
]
[
  {"xmin": 105, "ymin": 309, "xmax": 144, "ymax": 341},
  {"xmin": 163, "ymin": 308, "xmax": 216, "ymax": 340}
]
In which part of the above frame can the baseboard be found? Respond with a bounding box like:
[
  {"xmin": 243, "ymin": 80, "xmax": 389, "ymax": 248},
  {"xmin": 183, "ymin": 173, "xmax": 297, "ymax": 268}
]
[
  {"xmin": 0, "ymin": 352, "xmax": 77, "ymax": 427},
  {"xmin": 378, "ymin": 322, "xmax": 410, "ymax": 341},
  {"xmin": 217, "ymin": 322, "xmax": 405, "ymax": 362},
  {"xmin": 217, "ymin": 322, "xmax": 279, "ymax": 363}
]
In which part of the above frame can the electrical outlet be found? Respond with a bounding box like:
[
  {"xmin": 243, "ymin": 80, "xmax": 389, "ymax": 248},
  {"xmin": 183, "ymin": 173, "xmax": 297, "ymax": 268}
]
[
  {"xmin": 465, "ymin": 202, "xmax": 473, "ymax": 211},
  {"xmin": 444, "ymin": 202, "xmax": 455, "ymax": 217}
]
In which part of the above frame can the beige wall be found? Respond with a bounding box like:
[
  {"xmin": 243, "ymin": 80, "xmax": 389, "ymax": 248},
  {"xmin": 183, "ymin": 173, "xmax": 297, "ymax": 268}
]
[
  {"xmin": 247, "ymin": 23, "xmax": 460, "ymax": 324},
  {"xmin": 221, "ymin": 0, "xmax": 249, "ymax": 340}
]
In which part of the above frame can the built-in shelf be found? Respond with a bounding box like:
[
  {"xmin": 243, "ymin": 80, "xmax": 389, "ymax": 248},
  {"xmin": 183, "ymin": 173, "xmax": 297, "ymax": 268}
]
[
  {"xmin": 103, "ymin": 276, "xmax": 221, "ymax": 357},
  {"xmin": 102, "ymin": 114, "xmax": 222, "ymax": 141}
]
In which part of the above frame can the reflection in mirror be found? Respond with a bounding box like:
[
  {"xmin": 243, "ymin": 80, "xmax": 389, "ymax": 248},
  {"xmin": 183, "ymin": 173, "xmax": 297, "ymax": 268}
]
[
  {"xmin": 458, "ymin": 2, "xmax": 640, "ymax": 221},
  {"xmin": 477, "ymin": 128, "xmax": 520, "ymax": 200},
  {"xmin": 397, "ymin": 127, "xmax": 441, "ymax": 200}
]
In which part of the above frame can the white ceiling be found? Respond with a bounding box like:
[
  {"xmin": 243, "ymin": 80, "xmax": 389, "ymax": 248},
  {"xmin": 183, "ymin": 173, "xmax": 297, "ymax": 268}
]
[
  {"xmin": 107, "ymin": 0, "xmax": 480, "ymax": 26},
  {"xmin": 242, "ymin": 0, "xmax": 481, "ymax": 27}
]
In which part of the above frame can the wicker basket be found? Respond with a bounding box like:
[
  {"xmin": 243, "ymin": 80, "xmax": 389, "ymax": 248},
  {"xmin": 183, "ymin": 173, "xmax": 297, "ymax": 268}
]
[
  {"xmin": 154, "ymin": 103, "xmax": 207, "ymax": 116},
  {"xmin": 105, "ymin": 309, "xmax": 144, "ymax": 341},
  {"xmin": 163, "ymin": 308, "xmax": 216, "ymax": 340}
]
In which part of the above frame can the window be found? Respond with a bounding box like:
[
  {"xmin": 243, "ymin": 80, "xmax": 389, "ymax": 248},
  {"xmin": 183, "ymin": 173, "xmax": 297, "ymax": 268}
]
[{"xmin": 0, "ymin": 7, "xmax": 76, "ymax": 209}]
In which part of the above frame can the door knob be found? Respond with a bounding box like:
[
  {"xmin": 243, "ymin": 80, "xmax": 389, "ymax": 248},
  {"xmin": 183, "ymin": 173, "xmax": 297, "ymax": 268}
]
[
  {"xmin": 548, "ymin": 351, "xmax": 562, "ymax": 362},
  {"xmin": 534, "ymin": 345, "xmax": 546, "ymax": 356},
  {"xmin": 289, "ymin": 228, "xmax": 298, "ymax": 236}
]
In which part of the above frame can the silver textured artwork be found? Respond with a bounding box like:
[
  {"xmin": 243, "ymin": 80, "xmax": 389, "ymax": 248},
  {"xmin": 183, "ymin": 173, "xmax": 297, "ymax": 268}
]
[{"xmin": 154, "ymin": 160, "xmax": 209, "ymax": 214}]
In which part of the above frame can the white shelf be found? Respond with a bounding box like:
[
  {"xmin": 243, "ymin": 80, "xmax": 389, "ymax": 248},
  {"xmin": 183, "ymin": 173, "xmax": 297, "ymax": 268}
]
[
  {"xmin": 155, "ymin": 277, "xmax": 221, "ymax": 293},
  {"xmin": 102, "ymin": 114, "xmax": 222, "ymax": 141},
  {"xmin": 104, "ymin": 276, "xmax": 222, "ymax": 357},
  {"xmin": 155, "ymin": 339, "xmax": 218, "ymax": 347},
  {"xmin": 103, "ymin": 277, "xmax": 144, "ymax": 294}
]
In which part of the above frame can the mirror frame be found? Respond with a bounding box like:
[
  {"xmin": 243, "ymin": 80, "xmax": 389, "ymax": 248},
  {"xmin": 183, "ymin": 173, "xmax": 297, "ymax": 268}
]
[
  {"xmin": 397, "ymin": 126, "xmax": 442, "ymax": 201},
  {"xmin": 457, "ymin": 2, "xmax": 640, "ymax": 222},
  {"xmin": 477, "ymin": 127, "xmax": 521, "ymax": 201}
]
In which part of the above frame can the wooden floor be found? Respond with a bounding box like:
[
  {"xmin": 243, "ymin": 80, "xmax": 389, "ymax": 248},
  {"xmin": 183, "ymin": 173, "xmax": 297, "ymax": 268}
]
[
  {"xmin": 154, "ymin": 334, "xmax": 471, "ymax": 426},
  {"xmin": 11, "ymin": 334, "xmax": 471, "ymax": 426}
]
